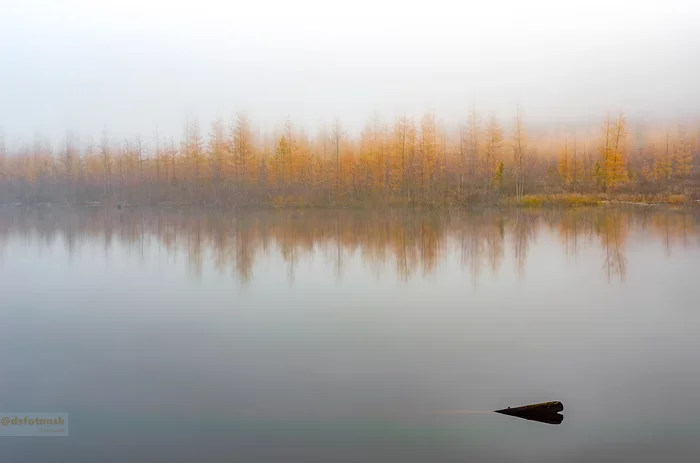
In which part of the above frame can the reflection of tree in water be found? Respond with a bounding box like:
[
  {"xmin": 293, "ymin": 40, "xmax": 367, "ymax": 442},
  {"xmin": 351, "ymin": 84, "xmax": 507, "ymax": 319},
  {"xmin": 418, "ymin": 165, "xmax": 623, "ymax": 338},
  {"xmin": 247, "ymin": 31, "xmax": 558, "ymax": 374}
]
[
  {"xmin": 0, "ymin": 206, "xmax": 698, "ymax": 284},
  {"xmin": 510, "ymin": 210, "xmax": 539, "ymax": 279},
  {"xmin": 454, "ymin": 211, "xmax": 505, "ymax": 286},
  {"xmin": 363, "ymin": 214, "xmax": 390, "ymax": 280},
  {"xmin": 335, "ymin": 217, "xmax": 343, "ymax": 282},
  {"xmin": 209, "ymin": 214, "xmax": 233, "ymax": 277},
  {"xmin": 488, "ymin": 216, "xmax": 506, "ymax": 275},
  {"xmin": 235, "ymin": 215, "xmax": 256, "ymax": 284},
  {"xmin": 595, "ymin": 208, "xmax": 628, "ymax": 282},
  {"xmin": 187, "ymin": 217, "xmax": 204, "ymax": 278},
  {"xmin": 650, "ymin": 209, "xmax": 698, "ymax": 256},
  {"xmin": 419, "ymin": 216, "xmax": 441, "ymax": 277},
  {"xmin": 558, "ymin": 210, "xmax": 584, "ymax": 262},
  {"xmin": 459, "ymin": 213, "xmax": 484, "ymax": 286},
  {"xmin": 390, "ymin": 213, "xmax": 419, "ymax": 282}
]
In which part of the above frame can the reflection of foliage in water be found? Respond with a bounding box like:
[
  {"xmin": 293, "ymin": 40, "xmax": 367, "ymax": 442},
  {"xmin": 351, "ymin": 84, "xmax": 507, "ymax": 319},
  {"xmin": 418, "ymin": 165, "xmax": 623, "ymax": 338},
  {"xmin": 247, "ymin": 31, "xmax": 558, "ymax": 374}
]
[
  {"xmin": 0, "ymin": 206, "xmax": 698, "ymax": 284},
  {"xmin": 595, "ymin": 208, "xmax": 629, "ymax": 282}
]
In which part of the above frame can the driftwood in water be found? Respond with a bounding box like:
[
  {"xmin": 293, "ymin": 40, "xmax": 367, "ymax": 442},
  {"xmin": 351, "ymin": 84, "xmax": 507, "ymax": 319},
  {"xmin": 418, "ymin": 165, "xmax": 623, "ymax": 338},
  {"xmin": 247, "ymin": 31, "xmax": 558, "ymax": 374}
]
[{"xmin": 494, "ymin": 401, "xmax": 564, "ymax": 425}]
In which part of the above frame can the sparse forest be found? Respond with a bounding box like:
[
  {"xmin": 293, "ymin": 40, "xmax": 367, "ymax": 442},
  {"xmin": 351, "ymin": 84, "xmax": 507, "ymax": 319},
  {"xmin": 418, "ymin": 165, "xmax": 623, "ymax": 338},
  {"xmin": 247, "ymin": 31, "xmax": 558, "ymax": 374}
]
[{"xmin": 1, "ymin": 111, "xmax": 698, "ymax": 207}]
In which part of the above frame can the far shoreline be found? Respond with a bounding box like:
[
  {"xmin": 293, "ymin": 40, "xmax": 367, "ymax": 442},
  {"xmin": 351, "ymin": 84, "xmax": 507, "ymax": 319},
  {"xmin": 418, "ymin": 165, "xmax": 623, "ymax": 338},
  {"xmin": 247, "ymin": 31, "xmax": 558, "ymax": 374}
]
[{"xmin": 3, "ymin": 193, "xmax": 700, "ymax": 211}]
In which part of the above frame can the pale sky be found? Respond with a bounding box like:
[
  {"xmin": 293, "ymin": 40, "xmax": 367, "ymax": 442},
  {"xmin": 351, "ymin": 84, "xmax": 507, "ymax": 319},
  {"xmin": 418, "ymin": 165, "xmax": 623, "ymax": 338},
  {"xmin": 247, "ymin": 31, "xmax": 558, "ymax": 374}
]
[{"xmin": 1, "ymin": 0, "xmax": 699, "ymax": 144}]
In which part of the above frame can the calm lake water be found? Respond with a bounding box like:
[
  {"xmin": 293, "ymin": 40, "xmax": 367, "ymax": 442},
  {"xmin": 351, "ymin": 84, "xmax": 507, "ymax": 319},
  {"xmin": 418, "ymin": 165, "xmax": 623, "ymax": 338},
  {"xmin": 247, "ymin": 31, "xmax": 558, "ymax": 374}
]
[{"xmin": 1, "ymin": 205, "xmax": 699, "ymax": 462}]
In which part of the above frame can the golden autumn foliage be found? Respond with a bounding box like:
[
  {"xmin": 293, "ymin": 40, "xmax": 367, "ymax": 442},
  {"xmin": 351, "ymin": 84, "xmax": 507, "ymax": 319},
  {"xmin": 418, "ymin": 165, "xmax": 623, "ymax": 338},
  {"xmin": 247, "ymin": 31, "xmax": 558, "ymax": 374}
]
[{"xmin": 0, "ymin": 111, "xmax": 698, "ymax": 206}]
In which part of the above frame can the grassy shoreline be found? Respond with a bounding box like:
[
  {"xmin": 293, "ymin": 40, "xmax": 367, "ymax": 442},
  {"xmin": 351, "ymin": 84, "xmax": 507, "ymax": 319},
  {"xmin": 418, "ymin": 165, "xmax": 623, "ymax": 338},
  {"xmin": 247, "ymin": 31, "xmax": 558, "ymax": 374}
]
[
  {"xmin": 3, "ymin": 193, "xmax": 700, "ymax": 210},
  {"xmin": 5, "ymin": 195, "xmax": 700, "ymax": 211},
  {"xmin": 501, "ymin": 193, "xmax": 700, "ymax": 208}
]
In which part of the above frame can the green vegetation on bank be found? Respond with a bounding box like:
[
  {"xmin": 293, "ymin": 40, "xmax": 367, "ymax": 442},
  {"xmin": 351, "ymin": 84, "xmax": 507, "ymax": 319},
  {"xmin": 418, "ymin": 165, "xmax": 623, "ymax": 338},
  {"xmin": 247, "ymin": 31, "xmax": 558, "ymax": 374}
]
[{"xmin": 503, "ymin": 193, "xmax": 700, "ymax": 208}]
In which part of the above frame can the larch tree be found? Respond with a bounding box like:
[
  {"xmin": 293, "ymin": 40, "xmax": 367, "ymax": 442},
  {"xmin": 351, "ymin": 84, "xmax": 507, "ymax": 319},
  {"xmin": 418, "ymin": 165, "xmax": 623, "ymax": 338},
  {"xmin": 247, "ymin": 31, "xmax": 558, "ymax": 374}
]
[
  {"xmin": 187, "ymin": 119, "xmax": 205, "ymax": 196},
  {"xmin": 653, "ymin": 131, "xmax": 674, "ymax": 184},
  {"xmin": 601, "ymin": 114, "xmax": 629, "ymax": 192},
  {"xmin": 484, "ymin": 115, "xmax": 504, "ymax": 194},
  {"xmin": 394, "ymin": 116, "xmax": 411, "ymax": 199},
  {"xmin": 570, "ymin": 136, "xmax": 584, "ymax": 192},
  {"xmin": 641, "ymin": 159, "xmax": 653, "ymax": 183},
  {"xmin": 419, "ymin": 112, "xmax": 438, "ymax": 197},
  {"xmin": 284, "ymin": 117, "xmax": 295, "ymax": 190},
  {"xmin": 272, "ymin": 136, "xmax": 289, "ymax": 192},
  {"xmin": 494, "ymin": 161, "xmax": 505, "ymax": 192},
  {"xmin": 294, "ymin": 128, "xmax": 313, "ymax": 192},
  {"xmin": 315, "ymin": 125, "xmax": 330, "ymax": 194},
  {"xmin": 359, "ymin": 118, "xmax": 373, "ymax": 193},
  {"xmin": 558, "ymin": 131, "xmax": 571, "ymax": 187},
  {"xmin": 331, "ymin": 118, "xmax": 344, "ymax": 195},
  {"xmin": 135, "ymin": 136, "xmax": 146, "ymax": 201},
  {"xmin": 675, "ymin": 131, "xmax": 693, "ymax": 182},
  {"xmin": 208, "ymin": 118, "xmax": 227, "ymax": 201},
  {"xmin": 234, "ymin": 113, "xmax": 255, "ymax": 189},
  {"xmin": 153, "ymin": 128, "xmax": 162, "ymax": 190},
  {"xmin": 83, "ymin": 138, "xmax": 99, "ymax": 192},
  {"xmin": 512, "ymin": 106, "xmax": 528, "ymax": 199},
  {"xmin": 466, "ymin": 104, "xmax": 481, "ymax": 186},
  {"xmin": 180, "ymin": 120, "xmax": 191, "ymax": 194},
  {"xmin": 166, "ymin": 138, "xmax": 178, "ymax": 188},
  {"xmin": 98, "ymin": 128, "xmax": 112, "ymax": 197},
  {"xmin": 60, "ymin": 130, "xmax": 80, "ymax": 202}
]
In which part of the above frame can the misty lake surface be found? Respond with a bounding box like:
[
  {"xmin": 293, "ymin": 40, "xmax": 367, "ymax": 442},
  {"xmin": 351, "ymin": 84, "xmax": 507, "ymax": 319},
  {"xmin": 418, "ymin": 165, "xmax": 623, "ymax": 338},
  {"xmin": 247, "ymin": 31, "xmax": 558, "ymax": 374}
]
[{"xmin": 2, "ymin": 205, "xmax": 700, "ymax": 462}]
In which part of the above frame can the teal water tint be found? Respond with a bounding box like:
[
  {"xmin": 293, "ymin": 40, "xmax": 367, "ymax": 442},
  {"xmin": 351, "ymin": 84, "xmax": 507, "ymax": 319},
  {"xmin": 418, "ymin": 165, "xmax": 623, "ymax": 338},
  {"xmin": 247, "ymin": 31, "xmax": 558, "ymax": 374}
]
[{"xmin": 1, "ymin": 206, "xmax": 699, "ymax": 462}]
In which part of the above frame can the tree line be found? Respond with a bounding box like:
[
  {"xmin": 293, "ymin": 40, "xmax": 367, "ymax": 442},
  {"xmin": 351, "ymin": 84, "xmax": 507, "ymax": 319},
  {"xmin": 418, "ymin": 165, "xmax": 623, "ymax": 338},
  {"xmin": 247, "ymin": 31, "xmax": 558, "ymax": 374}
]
[{"xmin": 0, "ymin": 110, "xmax": 697, "ymax": 206}]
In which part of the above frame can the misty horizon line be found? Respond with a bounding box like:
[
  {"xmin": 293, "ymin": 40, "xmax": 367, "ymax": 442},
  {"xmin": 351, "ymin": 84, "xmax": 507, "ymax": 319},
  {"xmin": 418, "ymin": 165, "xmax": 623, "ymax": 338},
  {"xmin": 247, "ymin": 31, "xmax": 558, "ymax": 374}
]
[{"xmin": 2, "ymin": 109, "xmax": 700, "ymax": 152}]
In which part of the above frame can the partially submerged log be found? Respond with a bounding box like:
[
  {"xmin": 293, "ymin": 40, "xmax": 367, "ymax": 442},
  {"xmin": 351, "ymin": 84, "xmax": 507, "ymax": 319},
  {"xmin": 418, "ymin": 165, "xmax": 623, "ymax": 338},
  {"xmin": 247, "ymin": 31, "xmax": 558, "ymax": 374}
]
[{"xmin": 494, "ymin": 401, "xmax": 564, "ymax": 425}]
